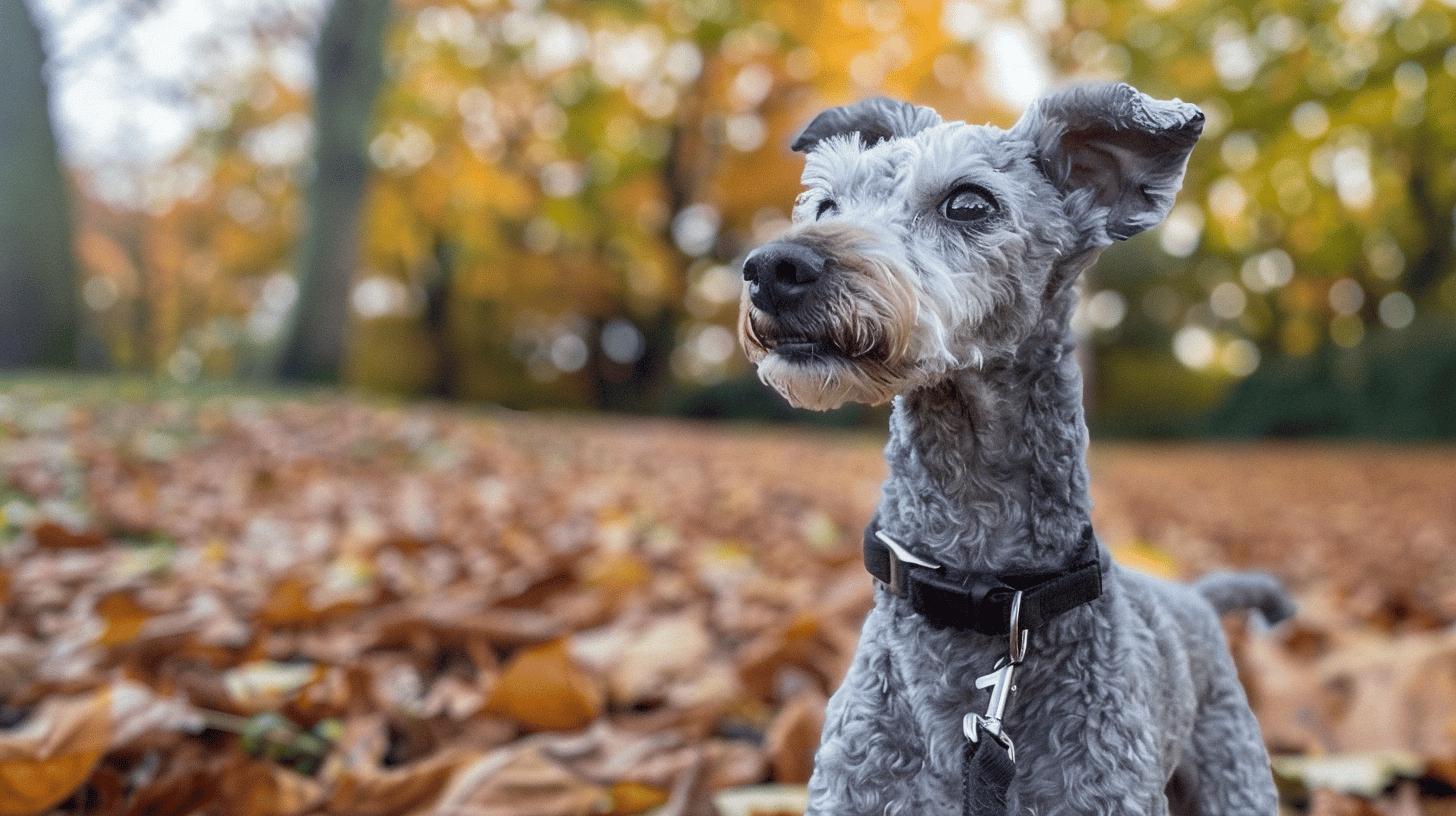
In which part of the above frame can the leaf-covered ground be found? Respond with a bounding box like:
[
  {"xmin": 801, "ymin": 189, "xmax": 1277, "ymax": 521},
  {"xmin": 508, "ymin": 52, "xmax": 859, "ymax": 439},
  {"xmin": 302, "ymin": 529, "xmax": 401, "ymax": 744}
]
[{"xmin": 1, "ymin": 383, "xmax": 1454, "ymax": 815}]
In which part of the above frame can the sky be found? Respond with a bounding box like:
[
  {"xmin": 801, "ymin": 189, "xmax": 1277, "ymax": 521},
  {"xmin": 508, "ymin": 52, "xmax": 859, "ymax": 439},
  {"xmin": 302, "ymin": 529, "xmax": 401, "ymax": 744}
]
[{"xmin": 33, "ymin": 0, "xmax": 322, "ymax": 195}]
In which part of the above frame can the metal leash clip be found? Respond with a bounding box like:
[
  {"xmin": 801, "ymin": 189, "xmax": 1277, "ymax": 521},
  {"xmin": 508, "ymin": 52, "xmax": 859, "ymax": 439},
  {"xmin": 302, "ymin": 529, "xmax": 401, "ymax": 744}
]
[{"xmin": 963, "ymin": 591, "xmax": 1030, "ymax": 762}]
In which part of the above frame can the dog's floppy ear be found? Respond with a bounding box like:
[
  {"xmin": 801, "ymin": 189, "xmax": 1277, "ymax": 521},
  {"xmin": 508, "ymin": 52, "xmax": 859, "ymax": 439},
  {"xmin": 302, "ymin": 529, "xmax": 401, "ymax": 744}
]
[
  {"xmin": 792, "ymin": 97, "xmax": 942, "ymax": 153},
  {"xmin": 1013, "ymin": 82, "xmax": 1203, "ymax": 243}
]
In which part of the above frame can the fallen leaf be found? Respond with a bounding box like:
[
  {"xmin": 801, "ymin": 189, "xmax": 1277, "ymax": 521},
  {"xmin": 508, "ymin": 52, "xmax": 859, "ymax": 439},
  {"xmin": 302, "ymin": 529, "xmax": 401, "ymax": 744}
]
[
  {"xmin": 1273, "ymin": 751, "xmax": 1424, "ymax": 796},
  {"xmin": 0, "ymin": 688, "xmax": 110, "ymax": 816},
  {"xmin": 119, "ymin": 760, "xmax": 214, "ymax": 816},
  {"xmin": 1110, "ymin": 539, "xmax": 1180, "ymax": 580},
  {"xmin": 1247, "ymin": 626, "xmax": 1456, "ymax": 758},
  {"xmin": 421, "ymin": 674, "xmax": 487, "ymax": 721},
  {"xmin": 4, "ymin": 387, "xmax": 1456, "ymax": 815},
  {"xmin": 431, "ymin": 747, "xmax": 611, "ymax": 816},
  {"xmin": 224, "ymin": 661, "xmax": 324, "ymax": 712},
  {"xmin": 326, "ymin": 747, "xmax": 479, "ymax": 816},
  {"xmin": 764, "ymin": 691, "xmax": 824, "ymax": 784},
  {"xmin": 108, "ymin": 680, "xmax": 204, "ymax": 747},
  {"xmin": 736, "ymin": 611, "xmax": 840, "ymax": 699},
  {"xmin": 484, "ymin": 640, "xmax": 603, "ymax": 732},
  {"xmin": 605, "ymin": 614, "xmax": 712, "ymax": 707},
  {"xmin": 607, "ymin": 780, "xmax": 669, "ymax": 814},
  {"xmin": 713, "ymin": 784, "xmax": 809, "ymax": 816},
  {"xmin": 580, "ymin": 551, "xmax": 651, "ymax": 599},
  {"xmin": 260, "ymin": 577, "xmax": 320, "ymax": 627},
  {"xmin": 32, "ymin": 521, "xmax": 105, "ymax": 550},
  {"xmin": 96, "ymin": 590, "xmax": 152, "ymax": 647},
  {"xmin": 217, "ymin": 756, "xmax": 324, "ymax": 816}
]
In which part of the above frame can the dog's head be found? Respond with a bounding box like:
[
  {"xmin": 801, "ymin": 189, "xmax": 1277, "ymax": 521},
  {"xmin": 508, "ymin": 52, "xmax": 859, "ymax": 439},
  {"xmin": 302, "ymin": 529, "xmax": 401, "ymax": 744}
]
[{"xmin": 738, "ymin": 82, "xmax": 1203, "ymax": 410}]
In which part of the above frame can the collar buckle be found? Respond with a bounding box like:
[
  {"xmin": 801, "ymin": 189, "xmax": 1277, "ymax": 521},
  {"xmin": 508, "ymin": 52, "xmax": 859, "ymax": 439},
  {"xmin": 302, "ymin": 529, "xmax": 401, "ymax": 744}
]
[{"xmin": 873, "ymin": 529, "xmax": 940, "ymax": 596}]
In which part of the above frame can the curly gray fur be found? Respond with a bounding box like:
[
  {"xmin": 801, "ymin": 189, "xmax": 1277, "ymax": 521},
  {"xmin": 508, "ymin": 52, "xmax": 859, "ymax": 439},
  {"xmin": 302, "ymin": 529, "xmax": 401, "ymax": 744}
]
[{"xmin": 741, "ymin": 83, "xmax": 1287, "ymax": 814}]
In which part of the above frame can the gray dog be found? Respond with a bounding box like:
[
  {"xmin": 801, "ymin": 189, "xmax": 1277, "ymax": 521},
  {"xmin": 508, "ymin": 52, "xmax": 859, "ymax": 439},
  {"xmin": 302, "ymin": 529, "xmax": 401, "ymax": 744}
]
[{"xmin": 737, "ymin": 83, "xmax": 1294, "ymax": 815}]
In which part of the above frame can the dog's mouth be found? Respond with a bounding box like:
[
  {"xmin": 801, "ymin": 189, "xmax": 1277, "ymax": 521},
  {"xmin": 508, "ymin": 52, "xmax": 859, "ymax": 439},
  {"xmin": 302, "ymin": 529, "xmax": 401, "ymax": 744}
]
[
  {"xmin": 767, "ymin": 334, "xmax": 841, "ymax": 360},
  {"xmin": 757, "ymin": 327, "xmax": 856, "ymax": 362},
  {"xmin": 741, "ymin": 299, "xmax": 897, "ymax": 369}
]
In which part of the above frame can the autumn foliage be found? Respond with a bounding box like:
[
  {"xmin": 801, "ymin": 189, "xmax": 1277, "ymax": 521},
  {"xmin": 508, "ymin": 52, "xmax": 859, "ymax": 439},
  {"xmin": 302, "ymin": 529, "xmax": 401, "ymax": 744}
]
[{"xmin": 49, "ymin": 0, "xmax": 1456, "ymax": 428}]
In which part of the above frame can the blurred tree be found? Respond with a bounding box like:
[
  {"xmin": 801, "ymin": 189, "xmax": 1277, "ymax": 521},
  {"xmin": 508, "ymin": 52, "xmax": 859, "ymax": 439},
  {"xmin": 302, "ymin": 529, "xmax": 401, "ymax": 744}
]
[
  {"xmin": 1042, "ymin": 0, "xmax": 1456, "ymax": 433},
  {"xmin": 345, "ymin": 0, "xmax": 1009, "ymax": 409},
  {"xmin": 42, "ymin": 0, "xmax": 1456, "ymax": 434},
  {"xmin": 276, "ymin": 0, "xmax": 392, "ymax": 382},
  {"xmin": 0, "ymin": 0, "xmax": 79, "ymax": 369}
]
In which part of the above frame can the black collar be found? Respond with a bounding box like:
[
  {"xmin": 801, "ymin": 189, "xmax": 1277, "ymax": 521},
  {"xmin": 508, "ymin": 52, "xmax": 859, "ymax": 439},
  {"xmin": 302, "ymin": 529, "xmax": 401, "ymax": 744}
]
[{"xmin": 863, "ymin": 520, "xmax": 1104, "ymax": 636}]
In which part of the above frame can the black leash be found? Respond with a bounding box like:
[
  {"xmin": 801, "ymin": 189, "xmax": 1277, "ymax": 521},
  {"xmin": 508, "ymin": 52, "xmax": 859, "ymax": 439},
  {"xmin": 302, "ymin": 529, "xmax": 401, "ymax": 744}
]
[
  {"xmin": 862, "ymin": 520, "xmax": 1104, "ymax": 816},
  {"xmin": 962, "ymin": 735, "xmax": 1015, "ymax": 816}
]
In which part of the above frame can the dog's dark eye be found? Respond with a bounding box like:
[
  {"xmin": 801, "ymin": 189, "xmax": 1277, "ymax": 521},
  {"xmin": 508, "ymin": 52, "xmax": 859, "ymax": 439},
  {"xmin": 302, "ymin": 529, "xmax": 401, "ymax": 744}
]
[
  {"xmin": 816, "ymin": 199, "xmax": 838, "ymax": 220},
  {"xmin": 942, "ymin": 185, "xmax": 997, "ymax": 223}
]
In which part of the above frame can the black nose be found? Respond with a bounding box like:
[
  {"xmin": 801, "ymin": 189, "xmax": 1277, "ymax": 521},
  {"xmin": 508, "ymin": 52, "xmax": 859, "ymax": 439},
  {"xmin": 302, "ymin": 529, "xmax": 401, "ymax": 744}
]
[{"xmin": 742, "ymin": 241, "xmax": 827, "ymax": 314}]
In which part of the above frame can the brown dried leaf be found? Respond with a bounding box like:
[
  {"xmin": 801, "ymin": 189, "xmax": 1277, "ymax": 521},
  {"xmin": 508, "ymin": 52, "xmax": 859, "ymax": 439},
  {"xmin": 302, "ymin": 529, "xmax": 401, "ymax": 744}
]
[
  {"xmin": 326, "ymin": 747, "xmax": 480, "ymax": 816},
  {"xmin": 764, "ymin": 691, "xmax": 824, "ymax": 784},
  {"xmin": 31, "ymin": 521, "xmax": 105, "ymax": 550},
  {"xmin": 431, "ymin": 747, "xmax": 611, "ymax": 816},
  {"xmin": 260, "ymin": 577, "xmax": 321, "ymax": 627},
  {"xmin": 217, "ymin": 757, "xmax": 324, "ymax": 816}
]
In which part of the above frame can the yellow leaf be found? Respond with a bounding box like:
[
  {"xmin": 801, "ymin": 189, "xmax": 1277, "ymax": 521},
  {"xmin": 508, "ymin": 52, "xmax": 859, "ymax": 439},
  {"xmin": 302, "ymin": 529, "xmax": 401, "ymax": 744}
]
[
  {"xmin": 800, "ymin": 512, "xmax": 841, "ymax": 553},
  {"xmin": 260, "ymin": 577, "xmax": 317, "ymax": 626},
  {"xmin": 580, "ymin": 551, "xmax": 650, "ymax": 597},
  {"xmin": 608, "ymin": 781, "xmax": 669, "ymax": 814},
  {"xmin": 484, "ymin": 640, "xmax": 603, "ymax": 732},
  {"xmin": 202, "ymin": 538, "xmax": 228, "ymax": 565},
  {"xmin": 95, "ymin": 591, "xmax": 151, "ymax": 647},
  {"xmin": 0, "ymin": 689, "xmax": 111, "ymax": 816},
  {"xmin": 1111, "ymin": 539, "xmax": 1180, "ymax": 580}
]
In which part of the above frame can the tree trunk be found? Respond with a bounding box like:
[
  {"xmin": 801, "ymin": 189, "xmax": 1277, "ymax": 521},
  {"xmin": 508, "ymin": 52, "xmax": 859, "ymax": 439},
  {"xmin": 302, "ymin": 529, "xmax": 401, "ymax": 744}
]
[
  {"xmin": 1405, "ymin": 137, "xmax": 1454, "ymax": 301},
  {"xmin": 422, "ymin": 235, "xmax": 458, "ymax": 399},
  {"xmin": 275, "ymin": 0, "xmax": 391, "ymax": 382},
  {"xmin": 0, "ymin": 0, "xmax": 79, "ymax": 369}
]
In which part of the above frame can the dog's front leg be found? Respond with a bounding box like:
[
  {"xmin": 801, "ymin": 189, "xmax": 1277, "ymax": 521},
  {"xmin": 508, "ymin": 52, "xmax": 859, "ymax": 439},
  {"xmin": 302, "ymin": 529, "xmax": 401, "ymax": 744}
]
[
  {"xmin": 1009, "ymin": 720, "xmax": 1172, "ymax": 816},
  {"xmin": 806, "ymin": 609, "xmax": 927, "ymax": 816},
  {"xmin": 1004, "ymin": 628, "xmax": 1176, "ymax": 816}
]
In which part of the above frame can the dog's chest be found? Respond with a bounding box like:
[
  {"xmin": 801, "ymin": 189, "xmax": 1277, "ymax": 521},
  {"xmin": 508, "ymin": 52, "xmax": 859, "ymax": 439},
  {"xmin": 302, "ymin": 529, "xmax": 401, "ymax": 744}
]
[{"xmin": 876, "ymin": 595, "xmax": 1112, "ymax": 791}]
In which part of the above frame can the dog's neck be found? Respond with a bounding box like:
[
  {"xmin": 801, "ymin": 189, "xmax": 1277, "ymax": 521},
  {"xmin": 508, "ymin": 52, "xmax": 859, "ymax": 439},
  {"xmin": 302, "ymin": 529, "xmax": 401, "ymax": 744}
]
[{"xmin": 877, "ymin": 289, "xmax": 1092, "ymax": 575}]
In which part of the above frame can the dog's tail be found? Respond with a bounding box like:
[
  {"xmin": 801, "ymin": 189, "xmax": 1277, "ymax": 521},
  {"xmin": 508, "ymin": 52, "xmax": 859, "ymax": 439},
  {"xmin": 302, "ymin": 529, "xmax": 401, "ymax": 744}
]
[{"xmin": 1194, "ymin": 571, "xmax": 1296, "ymax": 625}]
